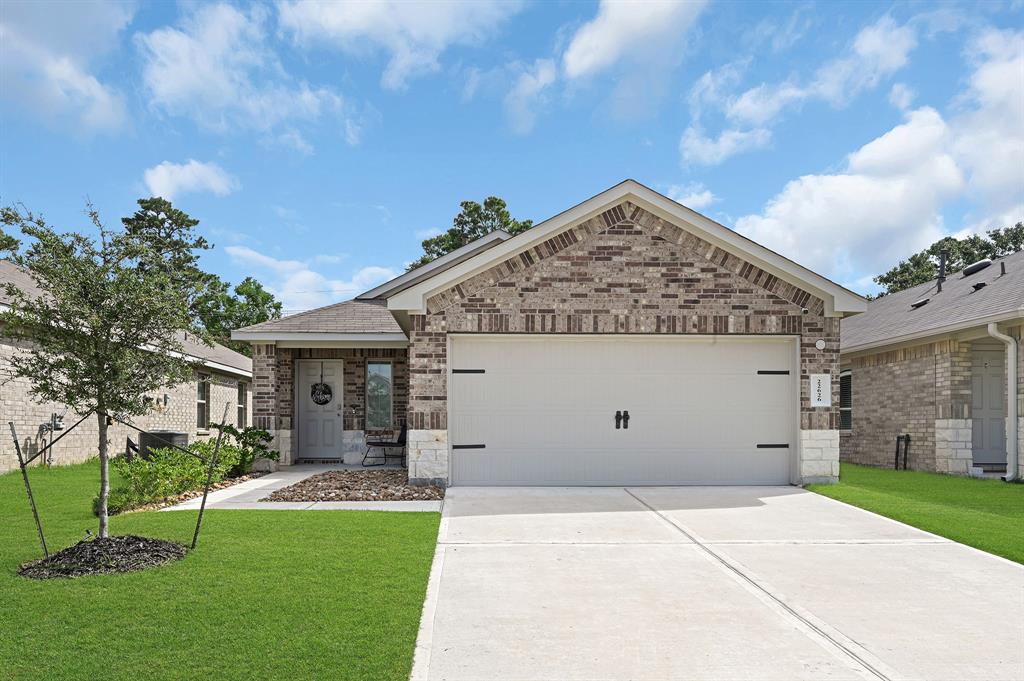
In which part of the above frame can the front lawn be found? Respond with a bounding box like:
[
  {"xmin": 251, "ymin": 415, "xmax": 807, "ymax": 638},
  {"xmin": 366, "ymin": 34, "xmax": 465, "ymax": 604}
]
[
  {"xmin": 808, "ymin": 463, "xmax": 1024, "ymax": 564},
  {"xmin": 1, "ymin": 462, "xmax": 439, "ymax": 681}
]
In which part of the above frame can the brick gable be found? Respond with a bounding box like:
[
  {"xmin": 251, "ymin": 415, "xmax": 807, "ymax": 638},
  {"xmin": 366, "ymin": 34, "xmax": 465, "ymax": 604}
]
[{"xmin": 408, "ymin": 201, "xmax": 840, "ymax": 434}]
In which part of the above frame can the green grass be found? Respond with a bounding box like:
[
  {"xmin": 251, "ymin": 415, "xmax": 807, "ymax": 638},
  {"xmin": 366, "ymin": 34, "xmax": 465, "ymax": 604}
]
[
  {"xmin": 809, "ymin": 463, "xmax": 1024, "ymax": 563},
  {"xmin": 0, "ymin": 462, "xmax": 440, "ymax": 681}
]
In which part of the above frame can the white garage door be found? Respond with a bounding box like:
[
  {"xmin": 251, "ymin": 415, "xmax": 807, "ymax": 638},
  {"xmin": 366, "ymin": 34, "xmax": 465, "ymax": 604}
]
[{"xmin": 449, "ymin": 335, "xmax": 796, "ymax": 486}]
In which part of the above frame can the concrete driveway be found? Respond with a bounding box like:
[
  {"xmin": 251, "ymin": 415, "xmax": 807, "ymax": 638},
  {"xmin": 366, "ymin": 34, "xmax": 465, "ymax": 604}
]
[{"xmin": 412, "ymin": 487, "xmax": 1023, "ymax": 681}]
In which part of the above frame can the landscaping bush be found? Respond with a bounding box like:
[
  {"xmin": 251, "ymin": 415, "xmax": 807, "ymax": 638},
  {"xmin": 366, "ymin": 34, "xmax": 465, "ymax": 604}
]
[
  {"xmin": 212, "ymin": 424, "xmax": 279, "ymax": 476},
  {"xmin": 97, "ymin": 441, "xmax": 242, "ymax": 514}
]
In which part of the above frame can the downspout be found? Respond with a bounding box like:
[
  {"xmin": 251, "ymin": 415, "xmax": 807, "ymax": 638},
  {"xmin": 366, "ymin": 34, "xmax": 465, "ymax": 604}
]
[{"xmin": 986, "ymin": 323, "xmax": 1019, "ymax": 481}]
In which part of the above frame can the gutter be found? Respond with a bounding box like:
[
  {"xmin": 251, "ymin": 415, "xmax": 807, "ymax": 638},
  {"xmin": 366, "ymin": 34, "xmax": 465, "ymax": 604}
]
[
  {"xmin": 842, "ymin": 309, "xmax": 1024, "ymax": 357},
  {"xmin": 986, "ymin": 323, "xmax": 1019, "ymax": 481}
]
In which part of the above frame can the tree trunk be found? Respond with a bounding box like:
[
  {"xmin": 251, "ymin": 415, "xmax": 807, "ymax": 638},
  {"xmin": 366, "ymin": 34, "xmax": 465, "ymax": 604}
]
[{"xmin": 97, "ymin": 410, "xmax": 109, "ymax": 539}]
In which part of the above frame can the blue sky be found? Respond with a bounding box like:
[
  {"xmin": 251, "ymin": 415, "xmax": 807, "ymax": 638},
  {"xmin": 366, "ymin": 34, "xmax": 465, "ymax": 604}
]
[{"xmin": 2, "ymin": 1, "xmax": 1022, "ymax": 312}]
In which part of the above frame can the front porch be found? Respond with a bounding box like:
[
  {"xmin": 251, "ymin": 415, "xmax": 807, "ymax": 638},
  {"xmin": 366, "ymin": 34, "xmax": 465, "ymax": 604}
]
[{"xmin": 251, "ymin": 344, "xmax": 410, "ymax": 467}]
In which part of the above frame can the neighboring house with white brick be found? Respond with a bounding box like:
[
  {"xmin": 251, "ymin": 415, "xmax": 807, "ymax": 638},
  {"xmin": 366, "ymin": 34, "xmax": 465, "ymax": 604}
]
[
  {"xmin": 840, "ymin": 250, "xmax": 1023, "ymax": 480},
  {"xmin": 234, "ymin": 180, "xmax": 866, "ymax": 487},
  {"xmin": 0, "ymin": 260, "xmax": 253, "ymax": 473}
]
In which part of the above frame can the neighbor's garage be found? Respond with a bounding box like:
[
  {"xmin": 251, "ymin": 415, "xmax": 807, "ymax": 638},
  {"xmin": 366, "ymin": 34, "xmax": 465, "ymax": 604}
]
[{"xmin": 448, "ymin": 335, "xmax": 797, "ymax": 486}]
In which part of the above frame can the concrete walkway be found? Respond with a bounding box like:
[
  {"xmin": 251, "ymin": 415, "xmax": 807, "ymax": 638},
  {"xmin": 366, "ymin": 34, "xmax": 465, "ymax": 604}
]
[
  {"xmin": 161, "ymin": 464, "xmax": 442, "ymax": 512},
  {"xmin": 412, "ymin": 486, "xmax": 1024, "ymax": 681}
]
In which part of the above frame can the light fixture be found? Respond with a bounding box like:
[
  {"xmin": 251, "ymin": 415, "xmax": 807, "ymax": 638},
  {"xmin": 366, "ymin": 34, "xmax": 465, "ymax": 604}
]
[{"xmin": 814, "ymin": 339, "xmax": 826, "ymax": 351}]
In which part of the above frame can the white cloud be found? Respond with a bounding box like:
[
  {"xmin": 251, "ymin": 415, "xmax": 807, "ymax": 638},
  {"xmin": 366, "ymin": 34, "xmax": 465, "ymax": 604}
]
[
  {"xmin": 666, "ymin": 183, "xmax": 717, "ymax": 210},
  {"xmin": 225, "ymin": 245, "xmax": 396, "ymax": 311},
  {"xmin": 680, "ymin": 126, "xmax": 771, "ymax": 165},
  {"xmin": 143, "ymin": 160, "xmax": 240, "ymax": 201},
  {"xmin": 684, "ymin": 15, "xmax": 922, "ymax": 166},
  {"xmin": 889, "ymin": 83, "xmax": 916, "ymax": 110},
  {"xmin": 562, "ymin": 0, "xmax": 706, "ymax": 79},
  {"xmin": 0, "ymin": 0, "xmax": 133, "ymax": 133},
  {"xmin": 504, "ymin": 59, "xmax": 557, "ymax": 135},
  {"xmin": 950, "ymin": 29, "xmax": 1024, "ymax": 226},
  {"xmin": 137, "ymin": 3, "xmax": 351, "ymax": 144},
  {"xmin": 735, "ymin": 108, "xmax": 963, "ymax": 287},
  {"xmin": 277, "ymin": 0, "xmax": 524, "ymax": 90}
]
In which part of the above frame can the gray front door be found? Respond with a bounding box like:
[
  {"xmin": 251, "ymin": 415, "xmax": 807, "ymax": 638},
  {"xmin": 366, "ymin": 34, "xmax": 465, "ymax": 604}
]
[{"xmin": 971, "ymin": 346, "xmax": 1005, "ymax": 465}]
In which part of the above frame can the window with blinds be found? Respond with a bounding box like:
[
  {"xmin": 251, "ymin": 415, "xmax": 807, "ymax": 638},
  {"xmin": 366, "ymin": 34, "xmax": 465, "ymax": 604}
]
[{"xmin": 839, "ymin": 370, "xmax": 852, "ymax": 430}]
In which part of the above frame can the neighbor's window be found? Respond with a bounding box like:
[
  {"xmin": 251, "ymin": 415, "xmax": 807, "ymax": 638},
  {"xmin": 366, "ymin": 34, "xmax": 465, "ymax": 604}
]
[
  {"xmin": 366, "ymin": 361, "xmax": 393, "ymax": 430},
  {"xmin": 839, "ymin": 370, "xmax": 852, "ymax": 430},
  {"xmin": 197, "ymin": 373, "xmax": 211, "ymax": 430},
  {"xmin": 237, "ymin": 381, "xmax": 247, "ymax": 428}
]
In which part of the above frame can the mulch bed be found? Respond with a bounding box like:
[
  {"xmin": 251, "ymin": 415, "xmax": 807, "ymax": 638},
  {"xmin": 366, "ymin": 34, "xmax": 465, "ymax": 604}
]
[
  {"xmin": 261, "ymin": 470, "xmax": 445, "ymax": 502},
  {"xmin": 19, "ymin": 535, "xmax": 188, "ymax": 580}
]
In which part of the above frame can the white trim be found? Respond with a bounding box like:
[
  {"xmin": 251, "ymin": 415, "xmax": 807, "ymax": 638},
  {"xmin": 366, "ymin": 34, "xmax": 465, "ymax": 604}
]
[
  {"xmin": 841, "ymin": 309, "xmax": 1024, "ymax": 356},
  {"xmin": 356, "ymin": 230, "xmax": 510, "ymax": 300},
  {"xmin": 231, "ymin": 331, "xmax": 408, "ymax": 345},
  {"xmin": 387, "ymin": 180, "xmax": 867, "ymax": 317}
]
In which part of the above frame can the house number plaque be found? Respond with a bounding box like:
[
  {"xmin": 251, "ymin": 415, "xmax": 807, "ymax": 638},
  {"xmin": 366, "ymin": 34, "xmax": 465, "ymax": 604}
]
[{"xmin": 810, "ymin": 374, "xmax": 831, "ymax": 407}]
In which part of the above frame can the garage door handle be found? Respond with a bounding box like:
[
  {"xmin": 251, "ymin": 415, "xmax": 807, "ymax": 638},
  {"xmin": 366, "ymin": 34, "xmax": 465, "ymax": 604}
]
[
  {"xmin": 622, "ymin": 410, "xmax": 630, "ymax": 429},
  {"xmin": 615, "ymin": 410, "xmax": 622, "ymax": 429}
]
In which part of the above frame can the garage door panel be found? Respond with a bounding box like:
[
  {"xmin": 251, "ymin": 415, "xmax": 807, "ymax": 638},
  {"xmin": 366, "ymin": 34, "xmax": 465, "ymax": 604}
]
[{"xmin": 450, "ymin": 336, "xmax": 795, "ymax": 486}]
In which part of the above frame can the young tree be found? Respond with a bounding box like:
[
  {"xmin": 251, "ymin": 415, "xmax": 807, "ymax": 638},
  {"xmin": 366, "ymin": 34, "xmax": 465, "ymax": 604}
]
[
  {"xmin": 1, "ymin": 201, "xmax": 211, "ymax": 537},
  {"xmin": 873, "ymin": 222, "xmax": 1024, "ymax": 296},
  {"xmin": 407, "ymin": 196, "xmax": 533, "ymax": 270},
  {"xmin": 195, "ymin": 275, "xmax": 282, "ymax": 355}
]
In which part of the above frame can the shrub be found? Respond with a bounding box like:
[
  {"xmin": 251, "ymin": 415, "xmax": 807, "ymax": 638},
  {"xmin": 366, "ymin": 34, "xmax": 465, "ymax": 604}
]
[
  {"xmin": 98, "ymin": 440, "xmax": 242, "ymax": 514},
  {"xmin": 212, "ymin": 424, "xmax": 279, "ymax": 476}
]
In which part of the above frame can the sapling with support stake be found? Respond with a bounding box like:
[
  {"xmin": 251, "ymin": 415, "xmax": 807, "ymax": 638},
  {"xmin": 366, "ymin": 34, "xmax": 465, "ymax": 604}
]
[
  {"xmin": 192, "ymin": 402, "xmax": 231, "ymax": 550},
  {"xmin": 1, "ymin": 198, "xmax": 213, "ymax": 539}
]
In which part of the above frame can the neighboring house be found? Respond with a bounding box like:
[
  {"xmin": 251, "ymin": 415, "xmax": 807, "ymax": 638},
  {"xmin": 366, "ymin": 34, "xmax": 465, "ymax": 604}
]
[
  {"xmin": 234, "ymin": 180, "xmax": 865, "ymax": 487},
  {"xmin": 840, "ymin": 251, "xmax": 1023, "ymax": 480},
  {"xmin": 0, "ymin": 260, "xmax": 253, "ymax": 473}
]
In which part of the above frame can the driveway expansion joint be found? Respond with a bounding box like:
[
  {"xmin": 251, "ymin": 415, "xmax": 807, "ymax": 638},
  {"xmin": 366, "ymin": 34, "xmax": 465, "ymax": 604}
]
[{"xmin": 623, "ymin": 488, "xmax": 896, "ymax": 681}]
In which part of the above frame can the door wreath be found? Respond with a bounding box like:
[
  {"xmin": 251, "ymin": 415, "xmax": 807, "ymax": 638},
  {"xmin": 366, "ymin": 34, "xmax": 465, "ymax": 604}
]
[{"xmin": 310, "ymin": 362, "xmax": 333, "ymax": 405}]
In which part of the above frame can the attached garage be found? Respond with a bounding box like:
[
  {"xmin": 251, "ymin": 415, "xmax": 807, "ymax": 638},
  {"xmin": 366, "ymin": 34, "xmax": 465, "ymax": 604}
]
[
  {"xmin": 238, "ymin": 180, "xmax": 866, "ymax": 486},
  {"xmin": 449, "ymin": 335, "xmax": 797, "ymax": 486}
]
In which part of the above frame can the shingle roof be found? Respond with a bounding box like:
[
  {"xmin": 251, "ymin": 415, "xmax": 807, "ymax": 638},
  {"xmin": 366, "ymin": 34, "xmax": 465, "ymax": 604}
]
[
  {"xmin": 1, "ymin": 260, "xmax": 252, "ymax": 375},
  {"xmin": 841, "ymin": 250, "xmax": 1024, "ymax": 352},
  {"xmin": 235, "ymin": 298, "xmax": 404, "ymax": 334}
]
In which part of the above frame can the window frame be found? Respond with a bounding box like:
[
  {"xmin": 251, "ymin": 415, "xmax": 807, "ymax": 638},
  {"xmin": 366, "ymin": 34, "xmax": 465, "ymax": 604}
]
[
  {"xmin": 839, "ymin": 370, "xmax": 852, "ymax": 431},
  {"xmin": 196, "ymin": 373, "xmax": 211, "ymax": 431},
  {"xmin": 237, "ymin": 381, "xmax": 247, "ymax": 428},
  {"xmin": 365, "ymin": 360, "xmax": 393, "ymax": 431}
]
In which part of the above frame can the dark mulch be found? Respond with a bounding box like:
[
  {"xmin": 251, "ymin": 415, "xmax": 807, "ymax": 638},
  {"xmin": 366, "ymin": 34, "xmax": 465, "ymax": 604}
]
[
  {"xmin": 18, "ymin": 535, "xmax": 188, "ymax": 580},
  {"xmin": 262, "ymin": 469, "xmax": 445, "ymax": 502}
]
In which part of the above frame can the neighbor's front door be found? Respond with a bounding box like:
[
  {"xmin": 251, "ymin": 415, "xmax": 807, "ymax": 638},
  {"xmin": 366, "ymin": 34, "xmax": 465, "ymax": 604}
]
[
  {"xmin": 298, "ymin": 360, "xmax": 344, "ymax": 460},
  {"xmin": 971, "ymin": 346, "xmax": 1006, "ymax": 466}
]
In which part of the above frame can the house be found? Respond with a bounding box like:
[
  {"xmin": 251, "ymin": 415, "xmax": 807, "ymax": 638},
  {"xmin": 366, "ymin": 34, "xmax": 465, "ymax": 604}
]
[
  {"xmin": 233, "ymin": 180, "xmax": 867, "ymax": 486},
  {"xmin": 0, "ymin": 260, "xmax": 253, "ymax": 473},
  {"xmin": 840, "ymin": 250, "xmax": 1023, "ymax": 480}
]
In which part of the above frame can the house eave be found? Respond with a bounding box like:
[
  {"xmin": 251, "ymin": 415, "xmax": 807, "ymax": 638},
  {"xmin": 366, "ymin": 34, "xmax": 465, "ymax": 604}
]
[
  {"xmin": 386, "ymin": 180, "xmax": 867, "ymax": 317},
  {"xmin": 231, "ymin": 331, "xmax": 409, "ymax": 348}
]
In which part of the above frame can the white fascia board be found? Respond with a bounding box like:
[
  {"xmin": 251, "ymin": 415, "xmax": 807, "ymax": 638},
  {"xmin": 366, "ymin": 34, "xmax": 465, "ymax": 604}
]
[
  {"xmin": 231, "ymin": 331, "xmax": 409, "ymax": 344},
  {"xmin": 841, "ymin": 308, "xmax": 1024, "ymax": 357},
  {"xmin": 138, "ymin": 342, "xmax": 252, "ymax": 379},
  {"xmin": 387, "ymin": 180, "xmax": 867, "ymax": 316}
]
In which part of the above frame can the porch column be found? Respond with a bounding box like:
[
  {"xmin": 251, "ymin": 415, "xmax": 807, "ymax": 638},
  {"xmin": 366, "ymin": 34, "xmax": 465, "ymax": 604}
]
[
  {"xmin": 407, "ymin": 314, "xmax": 449, "ymax": 486},
  {"xmin": 253, "ymin": 344, "xmax": 294, "ymax": 466}
]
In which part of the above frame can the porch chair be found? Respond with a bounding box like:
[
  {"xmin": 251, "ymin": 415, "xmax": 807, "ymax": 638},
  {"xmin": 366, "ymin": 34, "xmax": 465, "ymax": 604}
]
[{"xmin": 362, "ymin": 423, "xmax": 407, "ymax": 467}]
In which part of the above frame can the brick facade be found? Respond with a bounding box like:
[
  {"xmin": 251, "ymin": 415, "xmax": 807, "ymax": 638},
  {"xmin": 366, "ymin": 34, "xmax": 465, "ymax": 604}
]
[
  {"xmin": 840, "ymin": 325, "xmax": 1023, "ymax": 477},
  {"xmin": 407, "ymin": 201, "xmax": 840, "ymax": 484},
  {"xmin": 251, "ymin": 345, "xmax": 408, "ymax": 464},
  {"xmin": 1, "ymin": 337, "xmax": 250, "ymax": 473}
]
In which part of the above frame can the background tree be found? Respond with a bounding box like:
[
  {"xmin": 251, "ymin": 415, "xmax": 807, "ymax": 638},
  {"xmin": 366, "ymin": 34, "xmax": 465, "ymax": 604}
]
[
  {"xmin": 407, "ymin": 196, "xmax": 533, "ymax": 270},
  {"xmin": 0, "ymin": 226, "xmax": 19, "ymax": 253},
  {"xmin": 195, "ymin": 275, "xmax": 282, "ymax": 354},
  {"xmin": 1, "ymin": 200, "xmax": 215, "ymax": 538},
  {"xmin": 873, "ymin": 222, "xmax": 1024, "ymax": 296}
]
